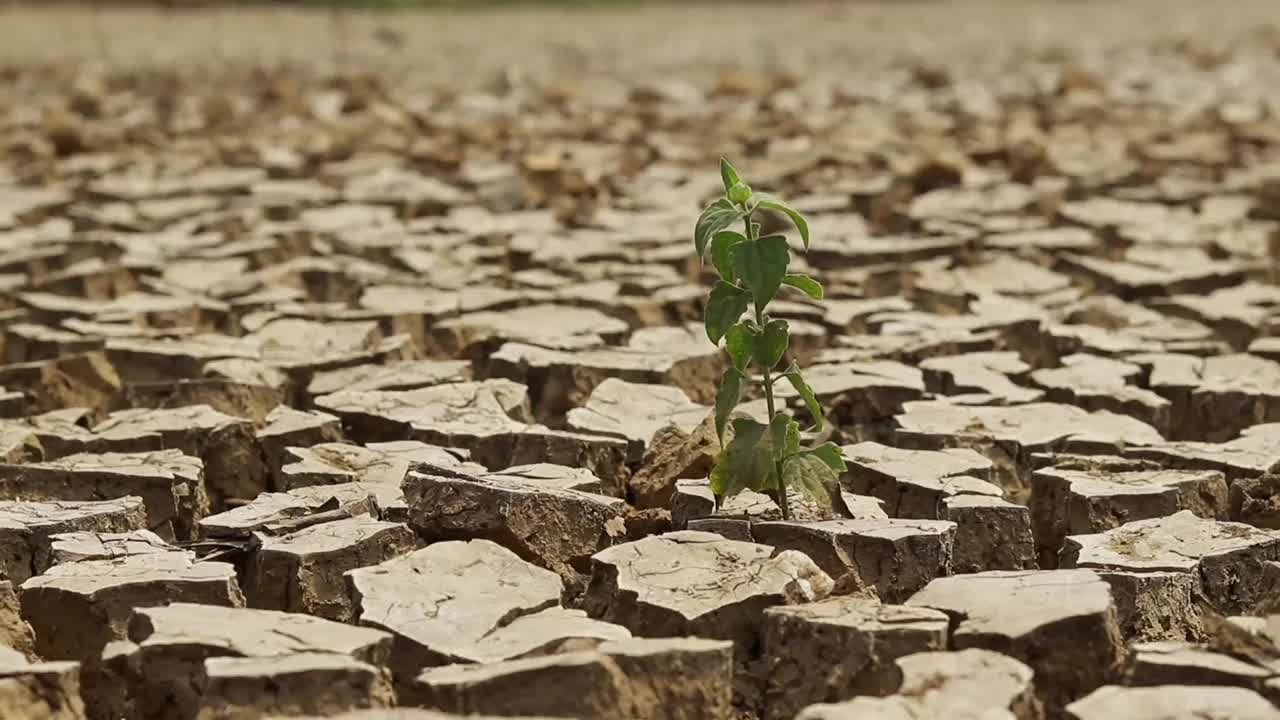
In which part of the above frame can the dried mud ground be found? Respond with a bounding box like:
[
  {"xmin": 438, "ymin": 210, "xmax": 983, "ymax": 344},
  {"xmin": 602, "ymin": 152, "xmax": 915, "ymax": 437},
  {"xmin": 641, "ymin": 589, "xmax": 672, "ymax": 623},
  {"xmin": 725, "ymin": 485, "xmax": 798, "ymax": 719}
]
[{"xmin": 6, "ymin": 1, "xmax": 1280, "ymax": 719}]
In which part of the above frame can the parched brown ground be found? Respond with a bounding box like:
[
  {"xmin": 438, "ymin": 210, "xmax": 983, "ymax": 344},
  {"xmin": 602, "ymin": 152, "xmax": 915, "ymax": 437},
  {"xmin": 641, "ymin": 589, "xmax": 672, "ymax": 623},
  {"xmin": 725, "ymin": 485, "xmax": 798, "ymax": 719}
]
[
  {"xmin": 4, "ymin": 2, "xmax": 1280, "ymax": 720},
  {"xmin": 0, "ymin": 1, "xmax": 1277, "ymax": 80}
]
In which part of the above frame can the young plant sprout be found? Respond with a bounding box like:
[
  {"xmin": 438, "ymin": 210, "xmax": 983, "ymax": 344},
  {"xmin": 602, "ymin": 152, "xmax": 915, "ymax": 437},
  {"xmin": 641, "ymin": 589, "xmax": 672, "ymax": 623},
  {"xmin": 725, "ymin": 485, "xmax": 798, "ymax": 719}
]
[{"xmin": 693, "ymin": 158, "xmax": 846, "ymax": 520}]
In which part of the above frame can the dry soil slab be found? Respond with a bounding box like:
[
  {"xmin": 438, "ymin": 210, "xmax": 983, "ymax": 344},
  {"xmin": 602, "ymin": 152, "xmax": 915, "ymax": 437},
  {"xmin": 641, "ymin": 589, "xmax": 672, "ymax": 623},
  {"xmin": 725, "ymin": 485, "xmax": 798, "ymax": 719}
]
[
  {"xmin": 1060, "ymin": 510, "xmax": 1280, "ymax": 615},
  {"xmin": 255, "ymin": 406, "xmax": 344, "ymax": 488},
  {"xmin": 906, "ymin": 569, "xmax": 1123, "ymax": 716},
  {"xmin": 19, "ymin": 551, "xmax": 244, "ymax": 662},
  {"xmin": 344, "ymin": 539, "xmax": 568, "ymax": 683},
  {"xmin": 488, "ymin": 325, "xmax": 722, "ymax": 413},
  {"xmin": 751, "ymin": 518, "xmax": 955, "ymax": 602},
  {"xmin": 0, "ymin": 651, "xmax": 86, "ymax": 720},
  {"xmin": 198, "ymin": 483, "xmax": 389, "ymax": 539},
  {"xmin": 842, "ymin": 442, "xmax": 1033, "ymax": 571},
  {"xmin": 893, "ymin": 400, "xmax": 1164, "ymax": 493},
  {"xmin": 1138, "ymin": 352, "xmax": 1280, "ymax": 442},
  {"xmin": 95, "ymin": 603, "xmax": 393, "ymax": 720},
  {"xmin": 401, "ymin": 463, "xmax": 626, "ymax": 590},
  {"xmin": 582, "ymin": 531, "xmax": 834, "ymax": 654},
  {"xmin": 243, "ymin": 513, "xmax": 416, "ymax": 622},
  {"xmin": 919, "ymin": 350, "xmax": 1043, "ymax": 405},
  {"xmin": 761, "ymin": 596, "xmax": 949, "ymax": 720},
  {"xmin": 1030, "ymin": 464, "xmax": 1229, "ymax": 567},
  {"xmin": 315, "ymin": 380, "xmax": 627, "ymax": 482},
  {"xmin": 409, "ymin": 637, "xmax": 732, "ymax": 720},
  {"xmin": 1065, "ymin": 685, "xmax": 1280, "ymax": 720},
  {"xmin": 795, "ymin": 648, "xmax": 1042, "ymax": 720},
  {"xmin": 1125, "ymin": 639, "xmax": 1277, "ymax": 693},
  {"xmin": 1029, "ymin": 354, "xmax": 1171, "ymax": 434},
  {"xmin": 304, "ymin": 360, "xmax": 471, "ymax": 402},
  {"xmin": 565, "ymin": 377, "xmax": 707, "ymax": 463},
  {"xmin": 0, "ymin": 450, "xmax": 209, "ymax": 540},
  {"xmin": 277, "ymin": 440, "xmax": 475, "ymax": 495},
  {"xmin": 47, "ymin": 528, "xmax": 172, "ymax": 566},
  {"xmin": 1128, "ymin": 422, "xmax": 1280, "ymax": 481},
  {"xmin": 0, "ymin": 581, "xmax": 33, "ymax": 658},
  {"xmin": 90, "ymin": 405, "xmax": 266, "ymax": 509},
  {"xmin": 196, "ymin": 653, "xmax": 395, "ymax": 719},
  {"xmin": 0, "ymin": 496, "xmax": 148, "ymax": 584}
]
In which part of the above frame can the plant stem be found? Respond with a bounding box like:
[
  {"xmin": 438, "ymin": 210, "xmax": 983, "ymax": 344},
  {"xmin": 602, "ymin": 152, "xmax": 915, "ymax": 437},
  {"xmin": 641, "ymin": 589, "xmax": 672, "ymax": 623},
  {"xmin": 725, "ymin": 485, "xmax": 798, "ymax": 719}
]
[
  {"xmin": 745, "ymin": 209, "xmax": 791, "ymax": 521},
  {"xmin": 755, "ymin": 305, "xmax": 790, "ymax": 521}
]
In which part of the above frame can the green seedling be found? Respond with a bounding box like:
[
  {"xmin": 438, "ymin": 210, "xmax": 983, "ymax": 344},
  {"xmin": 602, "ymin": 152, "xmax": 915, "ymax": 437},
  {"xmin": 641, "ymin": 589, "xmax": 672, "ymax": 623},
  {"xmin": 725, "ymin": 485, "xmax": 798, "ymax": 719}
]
[{"xmin": 693, "ymin": 158, "xmax": 846, "ymax": 520}]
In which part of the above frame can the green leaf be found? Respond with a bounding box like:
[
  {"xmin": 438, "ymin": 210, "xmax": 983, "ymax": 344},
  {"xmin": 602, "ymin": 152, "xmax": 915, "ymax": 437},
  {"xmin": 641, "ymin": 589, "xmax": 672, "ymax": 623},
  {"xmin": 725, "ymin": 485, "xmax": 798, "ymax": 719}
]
[
  {"xmin": 724, "ymin": 322, "xmax": 754, "ymax": 371},
  {"xmin": 805, "ymin": 442, "xmax": 848, "ymax": 472},
  {"xmin": 704, "ymin": 281, "xmax": 750, "ymax": 344},
  {"xmin": 782, "ymin": 273, "xmax": 824, "ymax": 300},
  {"xmin": 709, "ymin": 418, "xmax": 776, "ymax": 499},
  {"xmin": 785, "ymin": 421, "xmax": 802, "ymax": 459},
  {"xmin": 768, "ymin": 414, "xmax": 789, "ymax": 460},
  {"xmin": 720, "ymin": 158, "xmax": 742, "ymax": 195},
  {"xmin": 769, "ymin": 415, "xmax": 801, "ymax": 464},
  {"xmin": 782, "ymin": 363, "xmax": 824, "ymax": 432},
  {"xmin": 713, "ymin": 369, "xmax": 743, "ymax": 444},
  {"xmin": 695, "ymin": 199, "xmax": 745, "ymax": 259},
  {"xmin": 754, "ymin": 318, "xmax": 789, "ymax": 369},
  {"xmin": 754, "ymin": 193, "xmax": 811, "ymax": 251},
  {"xmin": 710, "ymin": 231, "xmax": 746, "ymax": 282},
  {"xmin": 783, "ymin": 452, "xmax": 836, "ymax": 509},
  {"xmin": 733, "ymin": 234, "xmax": 790, "ymax": 309}
]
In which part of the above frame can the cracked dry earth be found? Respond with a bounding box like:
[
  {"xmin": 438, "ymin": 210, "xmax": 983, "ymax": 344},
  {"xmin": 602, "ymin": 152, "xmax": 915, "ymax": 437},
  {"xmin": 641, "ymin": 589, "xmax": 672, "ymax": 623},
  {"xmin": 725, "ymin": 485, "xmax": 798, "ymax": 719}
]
[{"xmin": 7, "ymin": 1, "xmax": 1280, "ymax": 719}]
